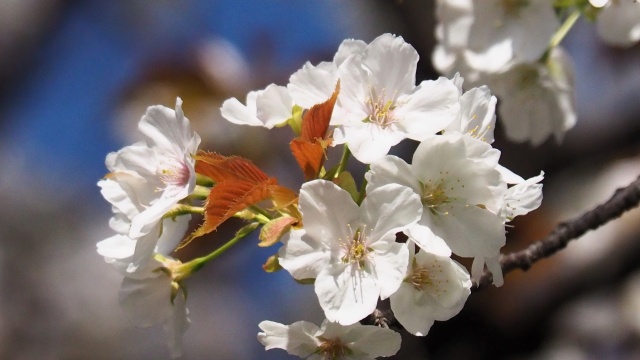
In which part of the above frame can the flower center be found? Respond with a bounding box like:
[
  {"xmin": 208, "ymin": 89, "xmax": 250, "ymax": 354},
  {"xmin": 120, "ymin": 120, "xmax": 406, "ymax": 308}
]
[
  {"xmin": 363, "ymin": 88, "xmax": 399, "ymax": 129},
  {"xmin": 407, "ymin": 258, "xmax": 447, "ymax": 295},
  {"xmin": 158, "ymin": 157, "xmax": 190, "ymax": 187},
  {"xmin": 421, "ymin": 179, "xmax": 450, "ymax": 212},
  {"xmin": 316, "ymin": 336, "xmax": 353, "ymax": 359},
  {"xmin": 341, "ymin": 225, "xmax": 371, "ymax": 269}
]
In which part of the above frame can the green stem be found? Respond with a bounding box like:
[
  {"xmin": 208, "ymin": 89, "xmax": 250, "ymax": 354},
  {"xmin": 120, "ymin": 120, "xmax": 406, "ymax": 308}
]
[
  {"xmin": 196, "ymin": 173, "xmax": 215, "ymax": 187},
  {"xmin": 334, "ymin": 145, "xmax": 351, "ymax": 179},
  {"xmin": 357, "ymin": 165, "xmax": 370, "ymax": 205},
  {"xmin": 164, "ymin": 204, "xmax": 204, "ymax": 219},
  {"xmin": 178, "ymin": 222, "xmax": 260, "ymax": 276},
  {"xmin": 249, "ymin": 205, "xmax": 273, "ymax": 222},
  {"xmin": 549, "ymin": 9, "xmax": 581, "ymax": 49},
  {"xmin": 190, "ymin": 185, "xmax": 211, "ymax": 200}
]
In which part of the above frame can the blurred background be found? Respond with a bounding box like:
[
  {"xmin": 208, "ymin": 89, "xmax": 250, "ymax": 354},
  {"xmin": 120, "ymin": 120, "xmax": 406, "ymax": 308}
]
[{"xmin": 0, "ymin": 0, "xmax": 639, "ymax": 359}]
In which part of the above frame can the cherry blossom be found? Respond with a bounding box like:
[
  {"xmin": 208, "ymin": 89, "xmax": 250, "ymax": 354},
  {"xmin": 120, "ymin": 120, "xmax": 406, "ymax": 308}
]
[
  {"xmin": 278, "ymin": 179, "xmax": 422, "ymax": 325},
  {"xmin": 258, "ymin": 319, "xmax": 401, "ymax": 359},
  {"xmin": 487, "ymin": 47, "xmax": 576, "ymax": 145},
  {"xmin": 366, "ymin": 134, "xmax": 506, "ymax": 279},
  {"xmin": 333, "ymin": 33, "xmax": 460, "ymax": 164},
  {"xmin": 390, "ymin": 241, "xmax": 471, "ymax": 336},
  {"xmin": 596, "ymin": 0, "xmax": 640, "ymax": 47},
  {"xmin": 101, "ymin": 98, "xmax": 200, "ymax": 238}
]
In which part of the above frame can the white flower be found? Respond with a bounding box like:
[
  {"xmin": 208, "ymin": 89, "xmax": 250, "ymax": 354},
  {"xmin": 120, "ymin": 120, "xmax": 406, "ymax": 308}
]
[
  {"xmin": 433, "ymin": 0, "xmax": 560, "ymax": 79},
  {"xmin": 445, "ymin": 74, "xmax": 497, "ymax": 144},
  {"xmin": 220, "ymin": 84, "xmax": 294, "ymax": 128},
  {"xmin": 502, "ymin": 171, "xmax": 544, "ymax": 221},
  {"xmin": 257, "ymin": 319, "xmax": 401, "ymax": 359},
  {"xmin": 278, "ymin": 180, "xmax": 422, "ymax": 325},
  {"xmin": 465, "ymin": 0, "xmax": 560, "ymax": 71},
  {"xmin": 102, "ymin": 98, "xmax": 200, "ymax": 238},
  {"xmin": 488, "ymin": 47, "xmax": 576, "ymax": 145},
  {"xmin": 118, "ymin": 257, "xmax": 190, "ymax": 359},
  {"xmin": 390, "ymin": 241, "xmax": 471, "ymax": 336},
  {"xmin": 596, "ymin": 0, "xmax": 640, "ymax": 47},
  {"xmin": 98, "ymin": 215, "xmax": 191, "ymax": 358},
  {"xmin": 366, "ymin": 133, "xmax": 506, "ymax": 265},
  {"xmin": 333, "ymin": 33, "xmax": 460, "ymax": 164},
  {"xmin": 433, "ymin": 0, "xmax": 481, "ymax": 79}
]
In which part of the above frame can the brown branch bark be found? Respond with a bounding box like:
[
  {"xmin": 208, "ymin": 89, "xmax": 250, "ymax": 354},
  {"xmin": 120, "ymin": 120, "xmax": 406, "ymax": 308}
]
[{"xmin": 474, "ymin": 175, "xmax": 640, "ymax": 290}]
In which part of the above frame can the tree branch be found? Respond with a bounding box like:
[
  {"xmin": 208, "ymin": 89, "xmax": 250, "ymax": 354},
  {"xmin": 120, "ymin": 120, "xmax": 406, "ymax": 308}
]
[{"xmin": 475, "ymin": 175, "xmax": 640, "ymax": 290}]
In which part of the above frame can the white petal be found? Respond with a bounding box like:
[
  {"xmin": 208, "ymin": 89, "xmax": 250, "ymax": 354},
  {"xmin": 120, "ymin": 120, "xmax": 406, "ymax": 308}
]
[
  {"xmin": 503, "ymin": 171, "xmax": 544, "ymax": 220},
  {"xmin": 360, "ymin": 184, "xmax": 422, "ymax": 241},
  {"xmin": 256, "ymin": 84, "xmax": 294, "ymax": 129},
  {"xmin": 278, "ymin": 229, "xmax": 331, "ymax": 280},
  {"xmin": 340, "ymin": 324, "xmax": 402, "ymax": 358},
  {"xmin": 370, "ymin": 243, "xmax": 410, "ymax": 299},
  {"xmin": 496, "ymin": 164, "xmax": 525, "ymax": 184},
  {"xmin": 298, "ymin": 180, "xmax": 360, "ymax": 247},
  {"xmin": 315, "ymin": 264, "xmax": 380, "ymax": 325},
  {"xmin": 334, "ymin": 125, "xmax": 403, "ymax": 164},
  {"xmin": 396, "ymin": 77, "xmax": 460, "ymax": 140},
  {"xmin": 97, "ymin": 234, "xmax": 136, "ymax": 260},
  {"xmin": 423, "ymin": 203, "xmax": 505, "ymax": 258},
  {"xmin": 163, "ymin": 292, "xmax": 190, "ymax": 359},
  {"xmin": 155, "ymin": 215, "xmax": 191, "ymax": 256},
  {"xmin": 597, "ymin": 0, "xmax": 640, "ymax": 47},
  {"xmin": 334, "ymin": 55, "xmax": 370, "ymax": 124},
  {"xmin": 511, "ymin": 0, "xmax": 560, "ymax": 62},
  {"xmin": 119, "ymin": 273, "xmax": 173, "ymax": 327},
  {"xmin": 485, "ymin": 255, "xmax": 504, "ymax": 287},
  {"xmin": 456, "ymin": 86, "xmax": 496, "ymax": 143},
  {"xmin": 391, "ymin": 284, "xmax": 436, "ymax": 336},
  {"xmin": 130, "ymin": 196, "xmax": 180, "ymax": 238},
  {"xmin": 406, "ymin": 227, "xmax": 452, "ymax": 257},
  {"xmin": 362, "ymin": 34, "xmax": 418, "ymax": 94},
  {"xmin": 333, "ymin": 39, "xmax": 367, "ymax": 66},
  {"xmin": 366, "ymin": 155, "xmax": 422, "ymax": 195},
  {"xmin": 257, "ymin": 320, "xmax": 320, "ymax": 357},
  {"xmin": 139, "ymin": 99, "xmax": 194, "ymax": 152},
  {"xmin": 288, "ymin": 62, "xmax": 338, "ymax": 110},
  {"xmin": 220, "ymin": 95, "xmax": 263, "ymax": 126},
  {"xmin": 127, "ymin": 224, "xmax": 163, "ymax": 273}
]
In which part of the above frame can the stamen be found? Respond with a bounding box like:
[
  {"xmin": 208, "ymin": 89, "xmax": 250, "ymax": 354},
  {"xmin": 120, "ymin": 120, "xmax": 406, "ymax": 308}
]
[
  {"xmin": 316, "ymin": 336, "xmax": 353, "ymax": 359},
  {"xmin": 340, "ymin": 224, "xmax": 371, "ymax": 269},
  {"xmin": 407, "ymin": 258, "xmax": 446, "ymax": 296},
  {"xmin": 363, "ymin": 88, "xmax": 399, "ymax": 129},
  {"xmin": 421, "ymin": 179, "xmax": 450, "ymax": 213},
  {"xmin": 158, "ymin": 157, "xmax": 190, "ymax": 187}
]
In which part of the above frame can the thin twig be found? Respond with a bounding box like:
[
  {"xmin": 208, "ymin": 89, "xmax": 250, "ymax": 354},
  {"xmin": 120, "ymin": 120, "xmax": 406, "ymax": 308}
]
[{"xmin": 475, "ymin": 175, "xmax": 640, "ymax": 290}]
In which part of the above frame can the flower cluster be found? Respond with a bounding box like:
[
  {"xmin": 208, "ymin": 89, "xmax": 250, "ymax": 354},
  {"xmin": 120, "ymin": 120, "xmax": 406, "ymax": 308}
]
[
  {"xmin": 98, "ymin": 34, "xmax": 545, "ymax": 358},
  {"xmin": 433, "ymin": 0, "xmax": 639, "ymax": 146}
]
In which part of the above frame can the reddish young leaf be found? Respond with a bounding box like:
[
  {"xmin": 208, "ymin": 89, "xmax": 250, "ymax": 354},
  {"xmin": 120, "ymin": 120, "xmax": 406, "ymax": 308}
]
[
  {"xmin": 180, "ymin": 178, "xmax": 277, "ymax": 247},
  {"xmin": 290, "ymin": 138, "xmax": 326, "ymax": 181},
  {"xmin": 290, "ymin": 82, "xmax": 340, "ymax": 180},
  {"xmin": 300, "ymin": 81, "xmax": 340, "ymax": 142},
  {"xmin": 194, "ymin": 152, "xmax": 270, "ymax": 184}
]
